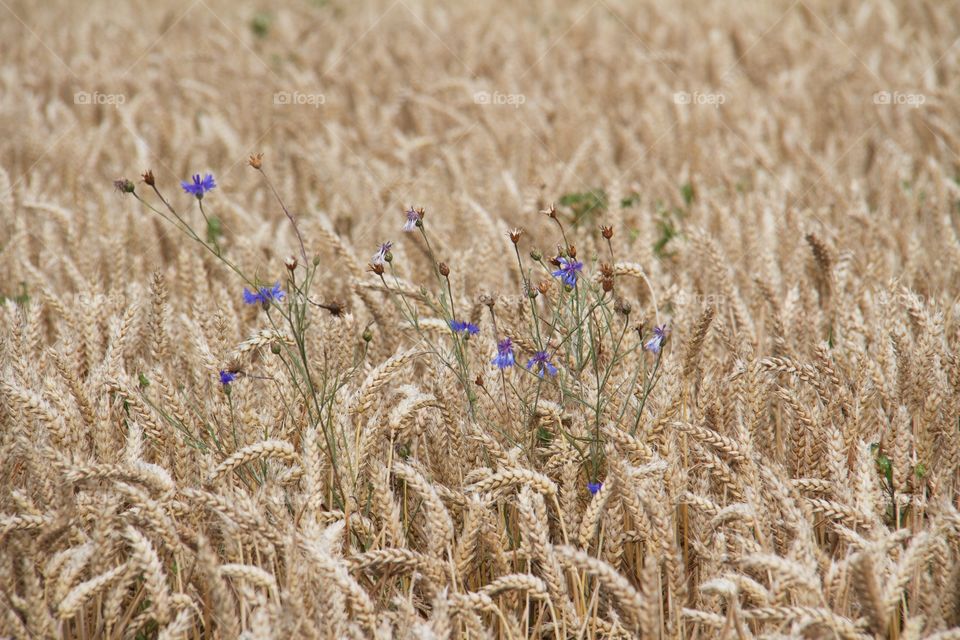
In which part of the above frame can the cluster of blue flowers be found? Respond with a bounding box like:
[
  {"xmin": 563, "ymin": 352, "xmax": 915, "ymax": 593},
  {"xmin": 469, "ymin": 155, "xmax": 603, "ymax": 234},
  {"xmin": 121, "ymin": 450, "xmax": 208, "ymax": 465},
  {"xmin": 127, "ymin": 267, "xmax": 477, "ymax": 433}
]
[
  {"xmin": 372, "ymin": 241, "xmax": 392, "ymax": 265},
  {"xmin": 449, "ymin": 319, "xmax": 479, "ymax": 335},
  {"xmin": 492, "ymin": 338, "xmax": 515, "ymax": 369},
  {"xmin": 181, "ymin": 173, "xmax": 216, "ymax": 199},
  {"xmin": 243, "ymin": 282, "xmax": 286, "ymax": 305},
  {"xmin": 644, "ymin": 325, "xmax": 669, "ymax": 354},
  {"xmin": 526, "ymin": 350, "xmax": 557, "ymax": 377},
  {"xmin": 552, "ymin": 257, "xmax": 583, "ymax": 286}
]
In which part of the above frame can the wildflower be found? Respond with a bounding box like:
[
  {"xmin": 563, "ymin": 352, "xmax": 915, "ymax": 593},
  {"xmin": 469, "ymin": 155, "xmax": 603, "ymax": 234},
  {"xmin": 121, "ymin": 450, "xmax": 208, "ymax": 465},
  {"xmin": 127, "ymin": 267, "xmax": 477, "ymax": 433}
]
[
  {"xmin": 242, "ymin": 282, "xmax": 286, "ymax": 306},
  {"xmin": 541, "ymin": 204, "xmax": 558, "ymax": 219},
  {"xmin": 372, "ymin": 241, "xmax": 392, "ymax": 265},
  {"xmin": 113, "ymin": 178, "xmax": 135, "ymax": 194},
  {"xmin": 181, "ymin": 173, "xmax": 216, "ymax": 199},
  {"xmin": 552, "ymin": 257, "xmax": 583, "ymax": 287},
  {"xmin": 508, "ymin": 228, "xmax": 524, "ymax": 244},
  {"xmin": 248, "ymin": 152, "xmax": 263, "ymax": 169},
  {"xmin": 141, "ymin": 170, "xmax": 155, "ymax": 186},
  {"xmin": 403, "ymin": 206, "xmax": 421, "ymax": 232},
  {"xmin": 492, "ymin": 338, "xmax": 515, "ymax": 369},
  {"xmin": 449, "ymin": 319, "xmax": 480, "ymax": 336},
  {"xmin": 587, "ymin": 481, "xmax": 603, "ymax": 495},
  {"xmin": 644, "ymin": 324, "xmax": 669, "ymax": 354},
  {"xmin": 526, "ymin": 350, "xmax": 558, "ymax": 377},
  {"xmin": 219, "ymin": 370, "xmax": 237, "ymax": 385}
]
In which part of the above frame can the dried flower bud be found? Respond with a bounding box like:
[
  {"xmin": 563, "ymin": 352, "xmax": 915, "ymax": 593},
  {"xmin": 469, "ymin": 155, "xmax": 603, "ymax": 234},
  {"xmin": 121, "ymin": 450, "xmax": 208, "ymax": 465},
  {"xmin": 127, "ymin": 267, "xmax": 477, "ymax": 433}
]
[
  {"xmin": 141, "ymin": 170, "xmax": 155, "ymax": 186},
  {"xmin": 322, "ymin": 300, "xmax": 344, "ymax": 317},
  {"xmin": 475, "ymin": 374, "xmax": 484, "ymax": 387},
  {"xmin": 541, "ymin": 204, "xmax": 558, "ymax": 219},
  {"xmin": 368, "ymin": 262, "xmax": 385, "ymax": 275},
  {"xmin": 528, "ymin": 288, "xmax": 539, "ymax": 300},
  {"xmin": 508, "ymin": 228, "xmax": 523, "ymax": 245},
  {"xmin": 113, "ymin": 178, "xmax": 135, "ymax": 194},
  {"xmin": 284, "ymin": 255, "xmax": 298, "ymax": 272},
  {"xmin": 248, "ymin": 152, "xmax": 263, "ymax": 169},
  {"xmin": 270, "ymin": 342, "xmax": 282, "ymax": 355},
  {"xmin": 600, "ymin": 225, "xmax": 613, "ymax": 239},
  {"xmin": 614, "ymin": 297, "xmax": 632, "ymax": 316},
  {"xmin": 567, "ymin": 244, "xmax": 577, "ymax": 258},
  {"xmin": 438, "ymin": 262, "xmax": 450, "ymax": 277}
]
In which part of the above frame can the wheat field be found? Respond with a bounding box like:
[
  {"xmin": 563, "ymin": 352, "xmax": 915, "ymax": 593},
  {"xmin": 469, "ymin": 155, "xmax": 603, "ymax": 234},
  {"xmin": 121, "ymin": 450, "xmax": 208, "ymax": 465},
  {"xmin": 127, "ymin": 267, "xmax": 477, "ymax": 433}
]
[{"xmin": 2, "ymin": 0, "xmax": 960, "ymax": 638}]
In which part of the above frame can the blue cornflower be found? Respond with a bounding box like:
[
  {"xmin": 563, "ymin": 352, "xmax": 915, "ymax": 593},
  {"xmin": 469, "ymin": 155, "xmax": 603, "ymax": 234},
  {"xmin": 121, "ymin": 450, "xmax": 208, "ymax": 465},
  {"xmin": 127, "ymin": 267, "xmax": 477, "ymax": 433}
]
[
  {"xmin": 526, "ymin": 350, "xmax": 558, "ymax": 377},
  {"xmin": 492, "ymin": 338, "xmax": 515, "ymax": 369},
  {"xmin": 587, "ymin": 481, "xmax": 603, "ymax": 495},
  {"xmin": 181, "ymin": 173, "xmax": 216, "ymax": 199},
  {"xmin": 372, "ymin": 241, "xmax": 392, "ymax": 265},
  {"xmin": 219, "ymin": 370, "xmax": 237, "ymax": 385},
  {"xmin": 449, "ymin": 319, "xmax": 480, "ymax": 336},
  {"xmin": 644, "ymin": 324, "xmax": 669, "ymax": 354},
  {"xmin": 243, "ymin": 282, "xmax": 286, "ymax": 306},
  {"xmin": 552, "ymin": 257, "xmax": 583, "ymax": 287},
  {"xmin": 403, "ymin": 206, "xmax": 421, "ymax": 232}
]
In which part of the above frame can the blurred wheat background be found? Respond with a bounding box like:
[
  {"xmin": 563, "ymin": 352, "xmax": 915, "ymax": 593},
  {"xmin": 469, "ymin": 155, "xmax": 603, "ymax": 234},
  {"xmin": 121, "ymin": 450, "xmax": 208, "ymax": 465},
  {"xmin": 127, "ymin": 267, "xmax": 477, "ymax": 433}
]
[{"xmin": 2, "ymin": 0, "xmax": 960, "ymax": 638}]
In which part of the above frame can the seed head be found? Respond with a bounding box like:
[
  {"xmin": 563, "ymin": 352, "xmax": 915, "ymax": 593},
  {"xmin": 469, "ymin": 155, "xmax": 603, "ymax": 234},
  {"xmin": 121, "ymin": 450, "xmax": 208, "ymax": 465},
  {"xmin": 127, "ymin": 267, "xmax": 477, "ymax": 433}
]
[
  {"xmin": 284, "ymin": 255, "xmax": 298, "ymax": 272},
  {"xmin": 508, "ymin": 228, "xmax": 524, "ymax": 245},
  {"xmin": 368, "ymin": 262, "xmax": 385, "ymax": 276},
  {"xmin": 438, "ymin": 262, "xmax": 450, "ymax": 277},
  {"xmin": 614, "ymin": 297, "xmax": 632, "ymax": 316},
  {"xmin": 567, "ymin": 244, "xmax": 577, "ymax": 259},
  {"xmin": 600, "ymin": 225, "xmax": 613, "ymax": 239},
  {"xmin": 140, "ymin": 170, "xmax": 155, "ymax": 186},
  {"xmin": 248, "ymin": 152, "xmax": 263, "ymax": 169}
]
